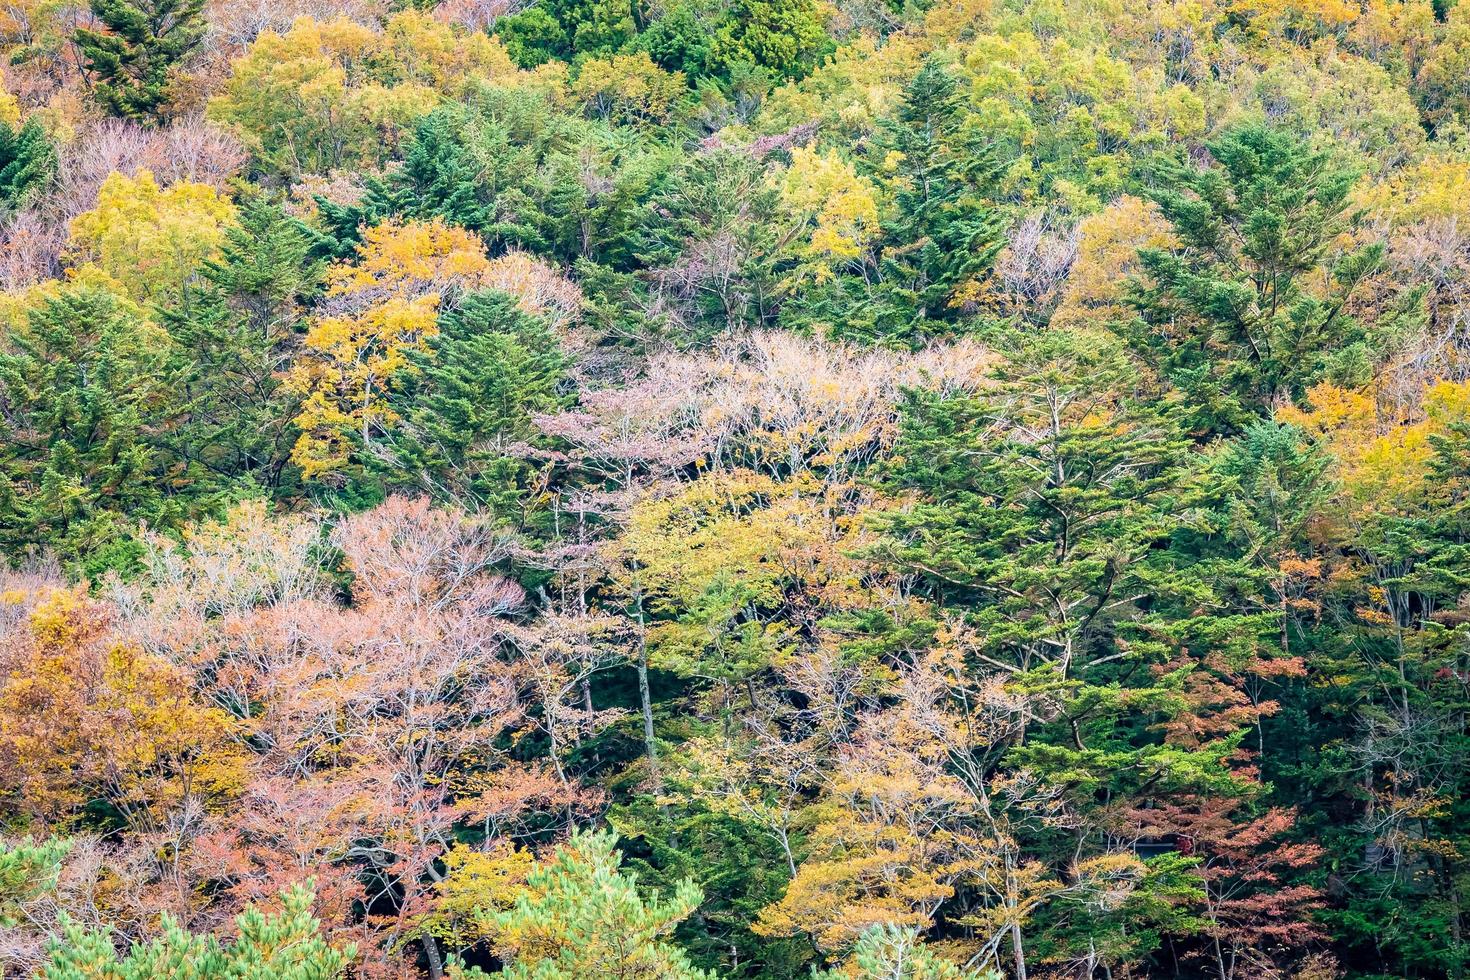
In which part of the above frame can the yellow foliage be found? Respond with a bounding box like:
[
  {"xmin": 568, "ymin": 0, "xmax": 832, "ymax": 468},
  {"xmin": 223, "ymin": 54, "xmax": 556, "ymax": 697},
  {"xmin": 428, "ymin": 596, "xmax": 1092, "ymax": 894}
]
[
  {"xmin": 761, "ymin": 34, "xmax": 925, "ymax": 138},
  {"xmin": 289, "ymin": 219, "xmax": 492, "ymax": 480},
  {"xmin": 327, "ymin": 217, "xmax": 492, "ymax": 296},
  {"xmin": 67, "ymin": 169, "xmax": 236, "ymax": 304},
  {"xmin": 0, "ymin": 88, "xmax": 18, "ymax": 129},
  {"xmin": 423, "ymin": 842, "xmax": 535, "ymax": 946},
  {"xmin": 781, "ymin": 146, "xmax": 880, "ymax": 282},
  {"xmin": 621, "ymin": 471, "xmax": 831, "ymax": 681},
  {"xmin": 290, "ymin": 294, "xmax": 440, "ymax": 480},
  {"xmin": 753, "ymin": 816, "xmax": 957, "ymax": 951},
  {"xmin": 1356, "ymin": 153, "xmax": 1470, "ymax": 226},
  {"xmin": 1231, "ymin": 0, "xmax": 1359, "ymax": 35},
  {"xmin": 209, "ymin": 13, "xmax": 514, "ymax": 176},
  {"xmin": 1279, "ymin": 380, "xmax": 1470, "ymax": 524},
  {"xmin": 922, "ymin": 0, "xmax": 995, "ymax": 44},
  {"xmin": 0, "ymin": 588, "xmax": 247, "ymax": 827},
  {"xmin": 1052, "ymin": 195, "xmax": 1175, "ymax": 330},
  {"xmin": 571, "ymin": 52, "xmax": 685, "ymax": 124},
  {"xmin": 384, "ymin": 9, "xmax": 519, "ymax": 91}
]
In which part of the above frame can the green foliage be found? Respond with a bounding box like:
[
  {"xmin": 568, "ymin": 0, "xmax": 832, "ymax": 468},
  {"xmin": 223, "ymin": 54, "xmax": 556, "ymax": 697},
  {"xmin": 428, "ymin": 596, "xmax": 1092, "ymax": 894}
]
[
  {"xmin": 384, "ymin": 289, "xmax": 566, "ymax": 507},
  {"xmin": 868, "ymin": 59, "xmax": 1004, "ymax": 338},
  {"xmin": 314, "ymin": 107, "xmax": 492, "ymax": 252},
  {"xmin": 0, "ymin": 837, "xmax": 69, "ymax": 928},
  {"xmin": 8, "ymin": 0, "xmax": 1470, "ymax": 975},
  {"xmin": 632, "ymin": 148, "xmax": 781, "ymax": 337},
  {"xmin": 458, "ymin": 831, "xmax": 713, "ymax": 980},
  {"xmin": 705, "ymin": 0, "xmax": 829, "ymax": 81},
  {"xmin": 163, "ymin": 196, "xmax": 324, "ymax": 497},
  {"xmin": 612, "ymin": 797, "xmax": 812, "ymax": 978},
  {"xmin": 494, "ymin": 0, "xmax": 826, "ymax": 83},
  {"xmin": 787, "ymin": 57, "xmax": 1006, "ymax": 344},
  {"xmin": 495, "ymin": 0, "xmax": 637, "ymax": 66},
  {"xmin": 44, "ymin": 883, "xmax": 353, "ymax": 978},
  {"xmin": 1212, "ymin": 419, "xmax": 1333, "ymax": 555},
  {"xmin": 1125, "ymin": 125, "xmax": 1383, "ymax": 436},
  {"xmin": 73, "ymin": 0, "xmax": 207, "ymax": 121},
  {"xmin": 0, "ymin": 285, "xmax": 195, "ymax": 574},
  {"xmin": 0, "ymin": 116, "xmax": 56, "ymax": 210}
]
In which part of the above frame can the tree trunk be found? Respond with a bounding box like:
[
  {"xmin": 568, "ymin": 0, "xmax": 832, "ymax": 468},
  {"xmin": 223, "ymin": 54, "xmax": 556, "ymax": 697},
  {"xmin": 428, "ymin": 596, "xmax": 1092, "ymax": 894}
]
[
  {"xmin": 423, "ymin": 935, "xmax": 443, "ymax": 980},
  {"xmin": 1011, "ymin": 920, "xmax": 1028, "ymax": 980},
  {"xmin": 637, "ymin": 644, "xmax": 658, "ymax": 782},
  {"xmin": 633, "ymin": 566, "xmax": 659, "ymax": 786}
]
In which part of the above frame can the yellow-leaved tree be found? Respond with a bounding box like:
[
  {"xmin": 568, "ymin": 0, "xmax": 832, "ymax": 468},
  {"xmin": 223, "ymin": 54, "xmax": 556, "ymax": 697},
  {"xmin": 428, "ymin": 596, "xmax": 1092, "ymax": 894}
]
[
  {"xmin": 780, "ymin": 146, "xmax": 880, "ymax": 284},
  {"xmin": 0, "ymin": 586, "xmax": 246, "ymax": 830},
  {"xmin": 288, "ymin": 218, "xmax": 492, "ymax": 481},
  {"xmin": 1278, "ymin": 380, "xmax": 1470, "ymax": 529},
  {"xmin": 67, "ymin": 169, "xmax": 237, "ymax": 305},
  {"xmin": 1051, "ymin": 194, "xmax": 1174, "ymax": 330},
  {"xmin": 571, "ymin": 53, "xmax": 685, "ymax": 125},
  {"xmin": 209, "ymin": 12, "xmax": 523, "ymax": 178}
]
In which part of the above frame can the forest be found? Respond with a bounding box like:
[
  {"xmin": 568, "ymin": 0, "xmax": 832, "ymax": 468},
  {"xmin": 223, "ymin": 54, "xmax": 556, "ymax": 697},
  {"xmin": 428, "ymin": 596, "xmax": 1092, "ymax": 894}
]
[{"xmin": 1, "ymin": 0, "xmax": 1469, "ymax": 976}]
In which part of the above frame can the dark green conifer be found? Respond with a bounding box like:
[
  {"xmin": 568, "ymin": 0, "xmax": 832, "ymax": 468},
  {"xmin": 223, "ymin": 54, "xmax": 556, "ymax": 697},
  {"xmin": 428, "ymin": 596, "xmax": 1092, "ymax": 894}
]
[
  {"xmin": 384, "ymin": 290, "xmax": 566, "ymax": 510},
  {"xmin": 0, "ymin": 115, "xmax": 56, "ymax": 210},
  {"xmin": 163, "ymin": 196, "xmax": 324, "ymax": 496},
  {"xmin": 1125, "ymin": 125, "xmax": 1382, "ymax": 436},
  {"xmin": 0, "ymin": 286, "xmax": 184, "ymax": 573},
  {"xmin": 73, "ymin": 0, "xmax": 207, "ymax": 122}
]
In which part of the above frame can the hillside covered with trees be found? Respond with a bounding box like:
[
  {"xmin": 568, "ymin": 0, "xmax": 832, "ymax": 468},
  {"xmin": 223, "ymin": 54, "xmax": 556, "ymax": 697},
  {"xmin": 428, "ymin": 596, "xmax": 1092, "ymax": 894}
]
[{"xmin": 3, "ymin": 0, "xmax": 1470, "ymax": 977}]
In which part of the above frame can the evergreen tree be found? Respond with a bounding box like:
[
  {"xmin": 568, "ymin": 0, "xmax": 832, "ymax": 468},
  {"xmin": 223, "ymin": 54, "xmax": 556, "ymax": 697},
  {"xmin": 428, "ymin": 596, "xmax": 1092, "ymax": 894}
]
[
  {"xmin": 494, "ymin": 0, "xmax": 638, "ymax": 67},
  {"xmin": 633, "ymin": 148, "xmax": 781, "ymax": 337},
  {"xmin": 0, "ymin": 115, "xmax": 56, "ymax": 210},
  {"xmin": 73, "ymin": 0, "xmax": 207, "ymax": 122},
  {"xmin": 815, "ymin": 925, "xmax": 1001, "ymax": 980},
  {"xmin": 456, "ymin": 831, "xmax": 712, "ymax": 980},
  {"xmin": 612, "ymin": 799, "xmax": 813, "ymax": 978},
  {"xmin": 0, "ymin": 285, "xmax": 193, "ymax": 574},
  {"xmin": 868, "ymin": 58, "xmax": 1005, "ymax": 342},
  {"xmin": 1310, "ymin": 413, "xmax": 1470, "ymax": 978},
  {"xmin": 314, "ymin": 108, "xmax": 491, "ymax": 257},
  {"xmin": 1125, "ymin": 125, "xmax": 1383, "ymax": 436},
  {"xmin": 873, "ymin": 328, "xmax": 1276, "ymax": 969},
  {"xmin": 384, "ymin": 290, "xmax": 566, "ymax": 509},
  {"xmin": 163, "ymin": 196, "xmax": 323, "ymax": 496},
  {"xmin": 0, "ymin": 838, "xmax": 69, "ymax": 928},
  {"xmin": 44, "ymin": 883, "xmax": 353, "ymax": 978}
]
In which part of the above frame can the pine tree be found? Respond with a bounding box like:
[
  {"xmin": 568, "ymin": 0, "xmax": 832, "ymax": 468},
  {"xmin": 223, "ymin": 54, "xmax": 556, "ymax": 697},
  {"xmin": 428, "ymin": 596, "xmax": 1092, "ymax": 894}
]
[
  {"xmin": 73, "ymin": 0, "xmax": 207, "ymax": 122},
  {"xmin": 44, "ymin": 883, "xmax": 353, "ymax": 978},
  {"xmin": 0, "ymin": 115, "xmax": 56, "ymax": 210},
  {"xmin": 313, "ymin": 108, "xmax": 489, "ymax": 258},
  {"xmin": 163, "ymin": 196, "xmax": 323, "ymax": 496},
  {"xmin": 457, "ymin": 831, "xmax": 712, "ymax": 980},
  {"xmin": 384, "ymin": 289, "xmax": 566, "ymax": 508},
  {"xmin": 0, "ymin": 838, "xmax": 69, "ymax": 928},
  {"xmin": 1125, "ymin": 125, "xmax": 1383, "ymax": 436}
]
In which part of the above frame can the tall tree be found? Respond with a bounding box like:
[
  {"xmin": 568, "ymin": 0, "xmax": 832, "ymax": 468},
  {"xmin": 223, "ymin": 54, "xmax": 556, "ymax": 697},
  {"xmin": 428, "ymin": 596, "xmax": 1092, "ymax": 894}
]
[
  {"xmin": 869, "ymin": 57, "xmax": 1005, "ymax": 341},
  {"xmin": 164, "ymin": 196, "xmax": 324, "ymax": 497},
  {"xmin": 1125, "ymin": 125, "xmax": 1383, "ymax": 436},
  {"xmin": 0, "ymin": 285, "xmax": 193, "ymax": 574},
  {"xmin": 384, "ymin": 289, "xmax": 566, "ymax": 509},
  {"xmin": 73, "ymin": 0, "xmax": 207, "ymax": 122}
]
